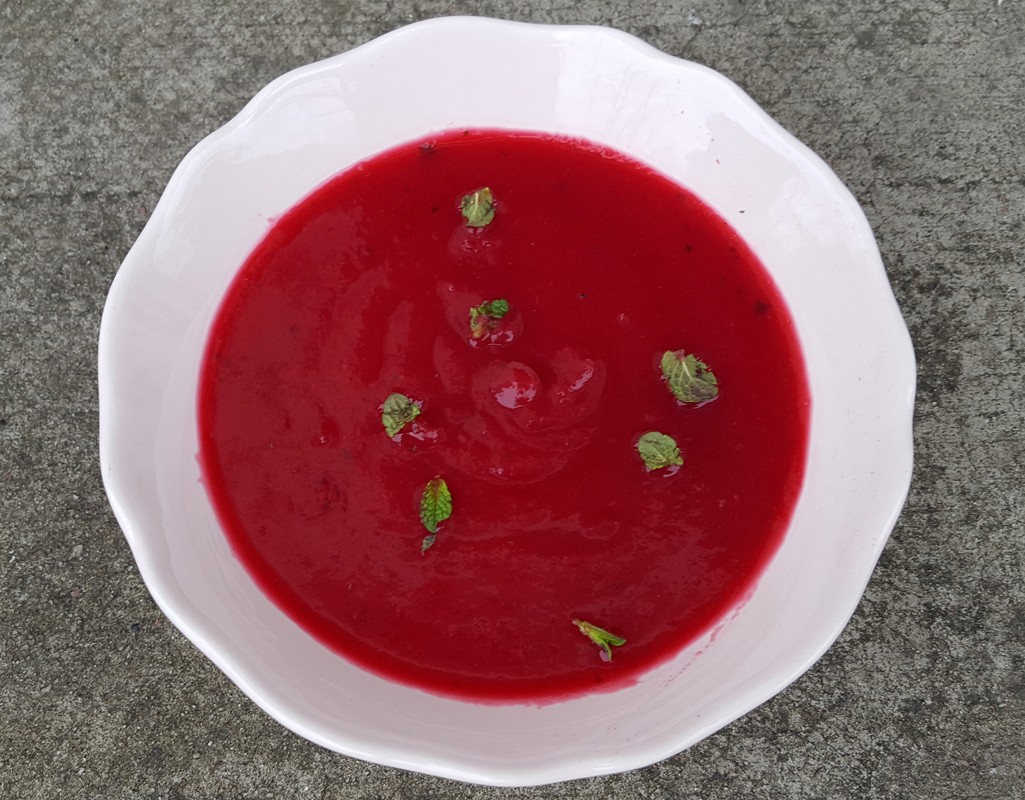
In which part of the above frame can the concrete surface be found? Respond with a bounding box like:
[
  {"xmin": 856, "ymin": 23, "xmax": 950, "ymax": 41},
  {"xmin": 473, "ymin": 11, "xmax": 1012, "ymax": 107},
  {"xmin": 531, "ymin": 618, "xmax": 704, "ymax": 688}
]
[{"xmin": 2, "ymin": 0, "xmax": 1023, "ymax": 798}]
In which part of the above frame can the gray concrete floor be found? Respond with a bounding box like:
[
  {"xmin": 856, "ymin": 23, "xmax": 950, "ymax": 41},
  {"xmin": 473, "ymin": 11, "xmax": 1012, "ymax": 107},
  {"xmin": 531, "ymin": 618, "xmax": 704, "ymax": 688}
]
[{"xmin": 2, "ymin": 1, "xmax": 1023, "ymax": 798}]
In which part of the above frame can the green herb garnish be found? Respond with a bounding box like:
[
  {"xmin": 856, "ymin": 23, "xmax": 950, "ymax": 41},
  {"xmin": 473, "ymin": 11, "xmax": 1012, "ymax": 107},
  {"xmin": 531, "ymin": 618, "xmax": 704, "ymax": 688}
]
[
  {"xmin": 460, "ymin": 187, "xmax": 496, "ymax": 227},
  {"xmin": 660, "ymin": 349, "xmax": 719, "ymax": 404},
  {"xmin": 636, "ymin": 431, "xmax": 684, "ymax": 470},
  {"xmin": 572, "ymin": 619, "xmax": 627, "ymax": 662},
  {"xmin": 420, "ymin": 533, "xmax": 437, "ymax": 554},
  {"xmin": 419, "ymin": 477, "xmax": 452, "ymax": 536},
  {"xmin": 469, "ymin": 298, "xmax": 510, "ymax": 339},
  {"xmin": 381, "ymin": 392, "xmax": 421, "ymax": 437}
]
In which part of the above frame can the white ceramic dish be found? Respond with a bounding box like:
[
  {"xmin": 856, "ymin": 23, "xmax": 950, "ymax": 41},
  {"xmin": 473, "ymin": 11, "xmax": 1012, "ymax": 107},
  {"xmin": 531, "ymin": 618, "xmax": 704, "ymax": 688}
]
[{"xmin": 99, "ymin": 17, "xmax": 915, "ymax": 786}]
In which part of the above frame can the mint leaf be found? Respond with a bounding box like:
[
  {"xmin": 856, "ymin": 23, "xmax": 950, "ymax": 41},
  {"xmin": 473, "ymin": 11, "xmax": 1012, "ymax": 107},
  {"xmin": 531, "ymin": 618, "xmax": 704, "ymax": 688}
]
[
  {"xmin": 419, "ymin": 477, "xmax": 452, "ymax": 534},
  {"xmin": 460, "ymin": 187, "xmax": 496, "ymax": 227},
  {"xmin": 482, "ymin": 298, "xmax": 509, "ymax": 318},
  {"xmin": 469, "ymin": 298, "xmax": 510, "ymax": 339},
  {"xmin": 381, "ymin": 392, "xmax": 421, "ymax": 437},
  {"xmin": 420, "ymin": 533, "xmax": 437, "ymax": 554},
  {"xmin": 636, "ymin": 431, "xmax": 684, "ymax": 470},
  {"xmin": 660, "ymin": 350, "xmax": 719, "ymax": 404},
  {"xmin": 572, "ymin": 619, "xmax": 627, "ymax": 662}
]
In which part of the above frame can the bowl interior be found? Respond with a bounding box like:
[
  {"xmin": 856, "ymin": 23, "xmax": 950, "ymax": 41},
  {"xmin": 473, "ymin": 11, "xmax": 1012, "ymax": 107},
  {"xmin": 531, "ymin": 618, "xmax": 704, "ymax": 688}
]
[{"xmin": 99, "ymin": 17, "xmax": 915, "ymax": 786}]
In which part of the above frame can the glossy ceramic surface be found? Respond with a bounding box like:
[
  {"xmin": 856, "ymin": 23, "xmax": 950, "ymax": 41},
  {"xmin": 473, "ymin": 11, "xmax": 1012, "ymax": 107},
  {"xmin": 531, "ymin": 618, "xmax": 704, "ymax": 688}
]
[{"xmin": 99, "ymin": 17, "xmax": 915, "ymax": 786}]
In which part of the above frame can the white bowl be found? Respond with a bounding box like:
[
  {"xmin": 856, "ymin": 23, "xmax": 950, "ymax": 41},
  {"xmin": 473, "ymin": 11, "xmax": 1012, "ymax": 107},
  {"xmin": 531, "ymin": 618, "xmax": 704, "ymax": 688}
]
[{"xmin": 99, "ymin": 17, "xmax": 915, "ymax": 786}]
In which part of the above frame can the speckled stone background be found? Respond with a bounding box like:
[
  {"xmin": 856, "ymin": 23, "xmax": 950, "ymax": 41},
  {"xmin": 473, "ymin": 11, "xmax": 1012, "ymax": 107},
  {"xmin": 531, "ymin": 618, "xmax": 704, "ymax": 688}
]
[{"xmin": 2, "ymin": 1, "xmax": 1023, "ymax": 798}]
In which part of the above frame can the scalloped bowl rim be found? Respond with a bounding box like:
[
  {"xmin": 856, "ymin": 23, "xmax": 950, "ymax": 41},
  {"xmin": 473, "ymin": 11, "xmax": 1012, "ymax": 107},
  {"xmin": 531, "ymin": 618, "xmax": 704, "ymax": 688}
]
[{"xmin": 99, "ymin": 17, "xmax": 915, "ymax": 787}]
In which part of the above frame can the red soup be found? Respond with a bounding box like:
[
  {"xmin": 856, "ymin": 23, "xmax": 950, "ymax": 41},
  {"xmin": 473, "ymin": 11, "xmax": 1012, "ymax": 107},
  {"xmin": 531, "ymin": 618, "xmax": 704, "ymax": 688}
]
[{"xmin": 198, "ymin": 129, "xmax": 810, "ymax": 703}]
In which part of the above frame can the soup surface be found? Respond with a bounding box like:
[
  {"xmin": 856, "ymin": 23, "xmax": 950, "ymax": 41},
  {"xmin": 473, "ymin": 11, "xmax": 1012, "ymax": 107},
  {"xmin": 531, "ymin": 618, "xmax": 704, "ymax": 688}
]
[{"xmin": 198, "ymin": 129, "xmax": 810, "ymax": 702}]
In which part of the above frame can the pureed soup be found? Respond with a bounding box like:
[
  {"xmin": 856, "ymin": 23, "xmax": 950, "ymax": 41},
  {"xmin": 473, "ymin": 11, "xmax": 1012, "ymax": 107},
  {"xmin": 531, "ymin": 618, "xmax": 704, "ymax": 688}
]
[{"xmin": 198, "ymin": 129, "xmax": 810, "ymax": 703}]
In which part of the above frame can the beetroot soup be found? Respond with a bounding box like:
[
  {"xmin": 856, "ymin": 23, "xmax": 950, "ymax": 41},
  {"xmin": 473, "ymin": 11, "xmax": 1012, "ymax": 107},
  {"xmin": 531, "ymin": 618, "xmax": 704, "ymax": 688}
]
[{"xmin": 198, "ymin": 130, "xmax": 810, "ymax": 702}]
